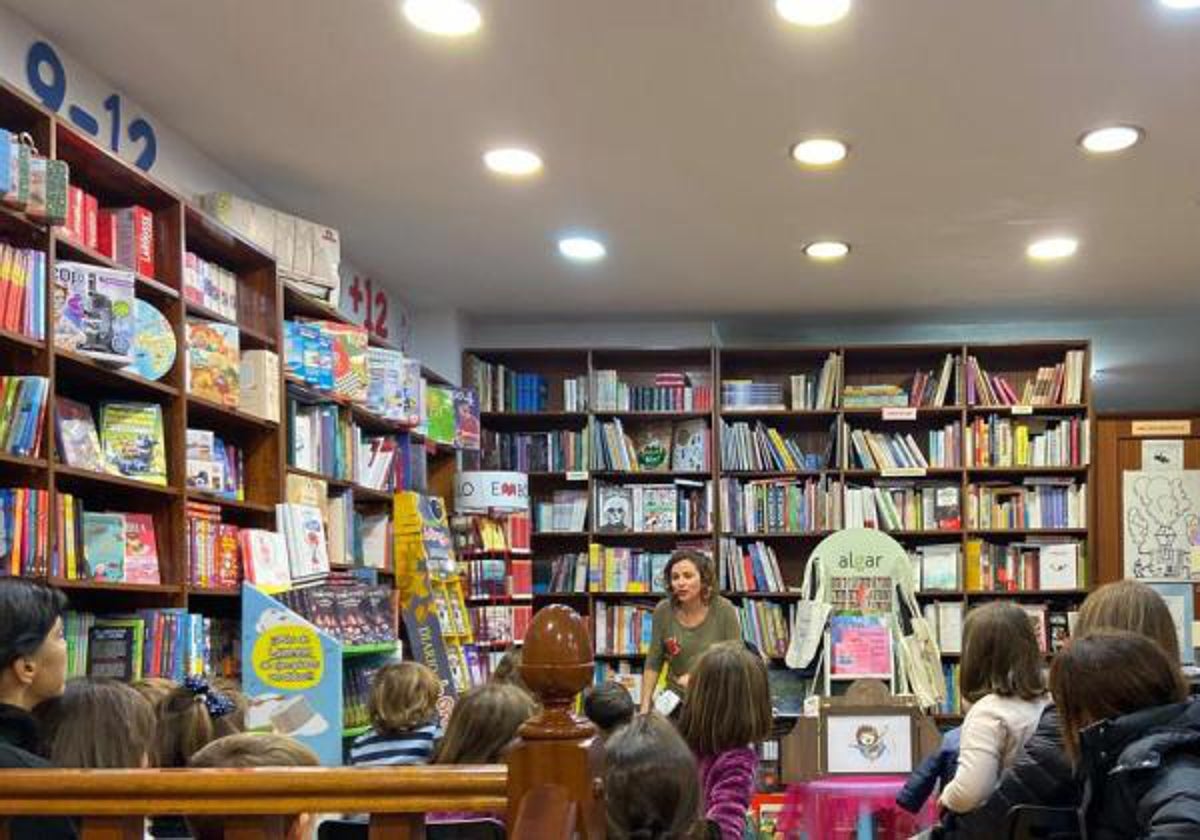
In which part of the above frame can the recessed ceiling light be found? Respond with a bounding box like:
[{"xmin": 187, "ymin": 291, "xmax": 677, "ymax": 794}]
[
  {"xmin": 402, "ymin": 0, "xmax": 482, "ymax": 37},
  {"xmin": 1079, "ymin": 125, "xmax": 1143, "ymax": 154},
  {"xmin": 558, "ymin": 236, "xmax": 606, "ymax": 262},
  {"xmin": 775, "ymin": 0, "xmax": 852, "ymax": 26},
  {"xmin": 1027, "ymin": 237, "xmax": 1078, "ymax": 261},
  {"xmin": 483, "ymin": 147, "xmax": 543, "ymax": 177},
  {"xmin": 1161, "ymin": 0, "xmax": 1200, "ymax": 9},
  {"xmin": 790, "ymin": 138, "xmax": 848, "ymax": 167},
  {"xmin": 804, "ymin": 241, "xmax": 850, "ymax": 260}
]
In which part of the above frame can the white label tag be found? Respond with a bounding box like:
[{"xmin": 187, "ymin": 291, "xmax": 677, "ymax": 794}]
[
  {"xmin": 881, "ymin": 467, "xmax": 927, "ymax": 478},
  {"xmin": 566, "ymin": 471, "xmax": 589, "ymax": 482},
  {"xmin": 883, "ymin": 407, "xmax": 917, "ymax": 421},
  {"xmin": 1010, "ymin": 405, "xmax": 1033, "ymax": 415}
]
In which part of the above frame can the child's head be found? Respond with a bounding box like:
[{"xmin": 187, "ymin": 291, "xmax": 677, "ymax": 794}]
[
  {"xmin": 678, "ymin": 641, "xmax": 773, "ymax": 756},
  {"xmin": 209, "ymin": 677, "xmax": 249, "ymax": 732},
  {"xmin": 490, "ymin": 647, "xmax": 531, "ymax": 695},
  {"xmin": 960, "ymin": 602, "xmax": 1045, "ymax": 704},
  {"xmin": 132, "ymin": 677, "xmax": 177, "ymax": 709},
  {"xmin": 368, "ymin": 661, "xmax": 441, "ymax": 736},
  {"xmin": 1076, "ymin": 580, "xmax": 1179, "ymax": 658},
  {"xmin": 605, "ymin": 713, "xmax": 702, "ymax": 840},
  {"xmin": 36, "ymin": 677, "xmax": 156, "ymax": 768},
  {"xmin": 433, "ymin": 682, "xmax": 537, "ymax": 764},
  {"xmin": 155, "ymin": 676, "xmax": 242, "ymax": 767},
  {"xmin": 583, "ymin": 681, "xmax": 635, "ymax": 736},
  {"xmin": 187, "ymin": 734, "xmax": 320, "ymax": 840},
  {"xmin": 1050, "ymin": 630, "xmax": 1188, "ymax": 763}
]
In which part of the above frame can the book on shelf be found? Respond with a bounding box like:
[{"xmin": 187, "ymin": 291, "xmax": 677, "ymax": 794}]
[
  {"xmin": 844, "ymin": 423, "xmax": 962, "ymax": 471},
  {"xmin": 586, "ymin": 545, "xmax": 671, "ymax": 593},
  {"xmin": 0, "ymin": 242, "xmax": 47, "ymax": 340},
  {"xmin": 426, "ymin": 385, "xmax": 457, "ymax": 445},
  {"xmin": 343, "ymin": 660, "xmax": 382, "ymax": 730},
  {"xmin": 963, "ymin": 539, "xmax": 1085, "ymax": 592},
  {"xmin": 966, "ymin": 415, "xmax": 1089, "ymax": 468},
  {"xmin": 238, "ymin": 528, "xmax": 291, "ymax": 590},
  {"xmin": 80, "ymin": 511, "xmax": 125, "ymax": 582},
  {"xmin": 593, "ymin": 601, "xmax": 656, "ymax": 655},
  {"xmin": 54, "ymin": 261, "xmax": 136, "ymax": 366},
  {"xmin": 909, "ymin": 353, "xmax": 959, "ymax": 408},
  {"xmin": 739, "ymin": 600, "xmax": 791, "ymax": 659},
  {"xmin": 966, "ymin": 350, "xmax": 1086, "ymax": 407},
  {"xmin": 469, "ymin": 605, "xmax": 533, "ymax": 645},
  {"xmin": 0, "ymin": 375, "xmax": 48, "ymax": 458},
  {"xmin": 71, "ymin": 608, "xmax": 242, "ymax": 681},
  {"xmin": 672, "ymin": 419, "xmax": 710, "ymax": 471},
  {"xmin": 842, "ymin": 383, "xmax": 908, "ymax": 408},
  {"xmin": 86, "ymin": 621, "xmax": 143, "ymax": 681},
  {"xmin": 325, "ymin": 490, "xmax": 354, "ymax": 568},
  {"xmin": 789, "ymin": 352, "xmax": 843, "ymax": 410},
  {"xmin": 183, "ymin": 251, "xmax": 238, "ymax": 321},
  {"xmin": 0, "ymin": 486, "xmax": 49, "ymax": 576},
  {"xmin": 720, "ymin": 419, "xmax": 836, "ymax": 472},
  {"xmin": 913, "ymin": 543, "xmax": 961, "ymax": 591},
  {"xmin": 276, "ymin": 502, "xmax": 331, "ymax": 583},
  {"xmin": 123, "ymin": 299, "xmax": 176, "ymax": 382},
  {"xmin": 465, "ymin": 354, "xmax": 590, "ymax": 412},
  {"xmin": 480, "ymin": 428, "xmax": 589, "ymax": 472},
  {"xmin": 594, "ymin": 660, "xmax": 645, "ymax": 705},
  {"xmin": 453, "ymin": 388, "xmax": 480, "ymax": 450},
  {"xmin": 186, "ymin": 502, "xmax": 241, "ymax": 589},
  {"xmin": 722, "ymin": 380, "xmax": 785, "ymax": 411},
  {"xmin": 240, "ymin": 350, "xmax": 280, "ymax": 422},
  {"xmin": 592, "ymin": 370, "xmax": 713, "ymax": 412},
  {"xmin": 99, "ymin": 401, "xmax": 168, "ymax": 486},
  {"xmin": 186, "ymin": 429, "xmax": 245, "ymax": 500},
  {"xmin": 717, "ymin": 538, "xmax": 786, "ymax": 593},
  {"xmin": 594, "ymin": 481, "xmax": 712, "ymax": 533},
  {"xmin": 533, "ymin": 489, "xmax": 588, "ymax": 533},
  {"xmin": 719, "ymin": 476, "xmax": 843, "ymax": 533},
  {"xmin": 187, "ymin": 319, "xmax": 241, "ymax": 408},
  {"xmin": 277, "ymin": 579, "xmax": 396, "ymax": 646},
  {"xmin": 55, "ymin": 397, "xmax": 104, "ymax": 471},
  {"xmin": 99, "ymin": 206, "xmax": 156, "ymax": 278},
  {"xmin": 61, "ymin": 185, "xmax": 100, "ymax": 252},
  {"xmin": 539, "ymin": 552, "xmax": 591, "ymax": 594},
  {"xmin": 288, "ymin": 400, "xmax": 352, "ymax": 479},
  {"xmin": 632, "ymin": 422, "xmax": 673, "ymax": 471},
  {"xmin": 843, "ymin": 483, "xmax": 960, "ymax": 532},
  {"xmin": 923, "ymin": 601, "xmax": 965, "ymax": 654},
  {"xmin": 966, "ymin": 479, "xmax": 1088, "ymax": 530}
]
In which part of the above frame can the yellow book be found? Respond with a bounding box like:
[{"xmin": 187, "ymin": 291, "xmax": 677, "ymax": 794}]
[
  {"xmin": 766, "ymin": 428, "xmax": 797, "ymax": 471},
  {"xmin": 588, "ymin": 542, "xmax": 602, "ymax": 592},
  {"xmin": 964, "ymin": 539, "xmax": 982, "ymax": 592},
  {"xmin": 1016, "ymin": 426, "xmax": 1029, "ymax": 466}
]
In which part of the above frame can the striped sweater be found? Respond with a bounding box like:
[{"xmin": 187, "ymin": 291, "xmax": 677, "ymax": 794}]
[{"xmin": 349, "ymin": 722, "xmax": 441, "ymax": 766}]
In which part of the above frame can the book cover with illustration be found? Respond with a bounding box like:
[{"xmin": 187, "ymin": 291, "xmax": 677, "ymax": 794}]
[
  {"xmin": 597, "ymin": 485, "xmax": 634, "ymax": 533},
  {"xmin": 55, "ymin": 397, "xmax": 104, "ymax": 472},
  {"xmin": 53, "ymin": 262, "xmax": 136, "ymax": 366},
  {"xmin": 323, "ymin": 322, "xmax": 368, "ymax": 403},
  {"xmin": 122, "ymin": 299, "xmax": 176, "ymax": 382},
  {"xmin": 187, "ymin": 319, "xmax": 241, "ymax": 407},
  {"xmin": 122, "ymin": 512, "xmax": 161, "ymax": 584},
  {"xmin": 672, "ymin": 419, "xmax": 709, "ymax": 472},
  {"xmin": 82, "ymin": 511, "xmax": 126, "ymax": 581},
  {"xmin": 398, "ymin": 359, "xmax": 423, "ymax": 426},
  {"xmin": 640, "ymin": 485, "xmax": 678, "ymax": 532},
  {"xmin": 100, "ymin": 401, "xmax": 168, "ymax": 485},
  {"xmin": 453, "ymin": 388, "xmax": 480, "ymax": 450},
  {"xmin": 427, "ymin": 385, "xmax": 456, "ymax": 445},
  {"xmin": 633, "ymin": 422, "xmax": 673, "ymax": 471}
]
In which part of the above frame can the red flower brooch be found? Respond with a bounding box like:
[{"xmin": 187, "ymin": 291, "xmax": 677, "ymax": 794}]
[{"xmin": 664, "ymin": 637, "xmax": 682, "ymax": 658}]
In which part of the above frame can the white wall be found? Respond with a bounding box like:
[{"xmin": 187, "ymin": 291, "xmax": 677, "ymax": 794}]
[{"xmin": 410, "ymin": 309, "xmax": 469, "ymax": 386}]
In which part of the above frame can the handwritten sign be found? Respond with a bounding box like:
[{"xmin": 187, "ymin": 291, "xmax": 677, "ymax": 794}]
[
  {"xmin": 24, "ymin": 41, "xmax": 157, "ymax": 171},
  {"xmin": 1010, "ymin": 405, "xmax": 1033, "ymax": 415},
  {"xmin": 1132, "ymin": 420, "xmax": 1192, "ymax": 437},
  {"xmin": 882, "ymin": 407, "xmax": 917, "ymax": 421},
  {"xmin": 830, "ymin": 614, "xmax": 894, "ymax": 678},
  {"xmin": 252, "ymin": 624, "xmax": 325, "ymax": 690}
]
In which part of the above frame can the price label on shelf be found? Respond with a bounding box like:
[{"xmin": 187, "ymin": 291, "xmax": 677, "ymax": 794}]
[
  {"xmin": 882, "ymin": 407, "xmax": 917, "ymax": 421},
  {"xmin": 1010, "ymin": 405, "xmax": 1034, "ymax": 415},
  {"xmin": 880, "ymin": 467, "xmax": 927, "ymax": 478},
  {"xmin": 566, "ymin": 471, "xmax": 589, "ymax": 482}
]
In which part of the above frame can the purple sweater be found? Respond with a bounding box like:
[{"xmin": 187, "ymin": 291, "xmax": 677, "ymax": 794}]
[{"xmin": 698, "ymin": 746, "xmax": 758, "ymax": 840}]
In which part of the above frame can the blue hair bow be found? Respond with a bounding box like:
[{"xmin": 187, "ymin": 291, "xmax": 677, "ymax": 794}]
[{"xmin": 184, "ymin": 675, "xmax": 236, "ymax": 719}]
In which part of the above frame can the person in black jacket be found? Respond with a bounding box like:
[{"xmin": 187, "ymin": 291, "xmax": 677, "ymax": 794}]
[
  {"xmin": 943, "ymin": 579, "xmax": 1182, "ymax": 839},
  {"xmin": 1052, "ymin": 630, "xmax": 1200, "ymax": 838},
  {"xmin": 0, "ymin": 578, "xmax": 74, "ymax": 840}
]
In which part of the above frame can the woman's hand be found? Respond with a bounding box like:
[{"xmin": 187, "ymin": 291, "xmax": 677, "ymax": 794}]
[{"xmin": 677, "ymin": 673, "xmax": 690, "ymax": 689}]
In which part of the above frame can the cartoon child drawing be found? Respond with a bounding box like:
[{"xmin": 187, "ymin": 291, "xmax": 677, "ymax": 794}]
[{"xmin": 852, "ymin": 724, "xmax": 888, "ymax": 763}]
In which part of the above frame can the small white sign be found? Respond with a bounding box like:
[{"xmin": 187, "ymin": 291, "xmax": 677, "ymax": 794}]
[
  {"xmin": 454, "ymin": 471, "xmax": 529, "ymax": 513},
  {"xmin": 566, "ymin": 471, "xmax": 589, "ymax": 482},
  {"xmin": 1143, "ymin": 439, "xmax": 1185, "ymax": 471},
  {"xmin": 1010, "ymin": 405, "xmax": 1033, "ymax": 415},
  {"xmin": 882, "ymin": 407, "xmax": 917, "ymax": 421},
  {"xmin": 881, "ymin": 467, "xmax": 927, "ymax": 478}
]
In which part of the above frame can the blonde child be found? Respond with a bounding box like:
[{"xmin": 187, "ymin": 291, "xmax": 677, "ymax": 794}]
[
  {"xmin": 349, "ymin": 662, "xmax": 442, "ymax": 767},
  {"xmin": 678, "ymin": 641, "xmax": 773, "ymax": 840},
  {"xmin": 939, "ymin": 602, "xmax": 1049, "ymax": 814}
]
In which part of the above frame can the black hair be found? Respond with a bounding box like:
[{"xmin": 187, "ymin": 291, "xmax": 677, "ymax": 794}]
[
  {"xmin": 583, "ymin": 681, "xmax": 635, "ymax": 734},
  {"xmin": 0, "ymin": 579, "xmax": 68, "ymax": 670}
]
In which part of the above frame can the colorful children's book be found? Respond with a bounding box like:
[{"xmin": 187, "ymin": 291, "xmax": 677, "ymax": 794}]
[
  {"xmin": 55, "ymin": 397, "xmax": 104, "ymax": 471},
  {"xmin": 277, "ymin": 503, "xmax": 330, "ymax": 582},
  {"xmin": 323, "ymin": 322, "xmax": 369, "ymax": 402},
  {"xmin": 672, "ymin": 419, "xmax": 709, "ymax": 471},
  {"xmin": 100, "ymin": 401, "xmax": 168, "ymax": 485},
  {"xmin": 82, "ymin": 511, "xmax": 126, "ymax": 581},
  {"xmin": 426, "ymin": 385, "xmax": 456, "ymax": 445},
  {"xmin": 453, "ymin": 388, "xmax": 480, "ymax": 450},
  {"xmin": 238, "ymin": 528, "xmax": 292, "ymax": 590},
  {"xmin": 53, "ymin": 261, "xmax": 136, "ymax": 365},
  {"xmin": 123, "ymin": 512, "xmax": 161, "ymax": 584},
  {"xmin": 186, "ymin": 319, "xmax": 240, "ymax": 407},
  {"xmin": 634, "ymin": 422, "xmax": 673, "ymax": 471},
  {"xmin": 185, "ymin": 429, "xmax": 223, "ymax": 492}
]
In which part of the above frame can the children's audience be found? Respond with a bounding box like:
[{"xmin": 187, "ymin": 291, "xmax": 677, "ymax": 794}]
[
  {"xmin": 433, "ymin": 682, "xmax": 536, "ymax": 765},
  {"xmin": 606, "ymin": 712, "xmax": 706, "ymax": 840},
  {"xmin": 1051, "ymin": 630, "xmax": 1199, "ymax": 837},
  {"xmin": 677, "ymin": 641, "xmax": 773, "ymax": 840},
  {"xmin": 583, "ymin": 681, "xmax": 635, "ymax": 738},
  {"xmin": 350, "ymin": 662, "xmax": 442, "ymax": 767},
  {"xmin": 937, "ymin": 602, "xmax": 1049, "ymax": 815},
  {"xmin": 132, "ymin": 677, "xmax": 179, "ymax": 711},
  {"xmin": 36, "ymin": 677, "xmax": 156, "ymax": 768},
  {"xmin": 155, "ymin": 676, "xmax": 243, "ymax": 768}
]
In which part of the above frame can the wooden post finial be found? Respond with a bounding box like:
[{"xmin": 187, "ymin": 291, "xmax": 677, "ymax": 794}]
[{"xmin": 518, "ymin": 604, "xmax": 595, "ymax": 740}]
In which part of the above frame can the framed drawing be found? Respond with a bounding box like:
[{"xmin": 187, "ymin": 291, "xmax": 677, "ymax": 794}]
[
  {"xmin": 1147, "ymin": 581, "xmax": 1195, "ymax": 665},
  {"xmin": 1122, "ymin": 470, "xmax": 1200, "ymax": 581},
  {"xmin": 821, "ymin": 706, "xmax": 918, "ymax": 775}
]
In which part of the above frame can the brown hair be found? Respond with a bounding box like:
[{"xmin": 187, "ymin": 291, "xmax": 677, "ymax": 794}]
[
  {"xmin": 584, "ymin": 680, "xmax": 636, "ymax": 736},
  {"xmin": 959, "ymin": 602, "xmax": 1045, "ymax": 704},
  {"xmin": 678, "ymin": 642, "xmax": 773, "ymax": 756},
  {"xmin": 663, "ymin": 549, "xmax": 717, "ymax": 606},
  {"xmin": 155, "ymin": 680, "xmax": 242, "ymax": 767},
  {"xmin": 1076, "ymin": 580, "xmax": 1179, "ymax": 659},
  {"xmin": 131, "ymin": 677, "xmax": 177, "ymax": 709},
  {"xmin": 433, "ymin": 682, "xmax": 536, "ymax": 764},
  {"xmin": 36, "ymin": 677, "xmax": 156, "ymax": 768},
  {"xmin": 1050, "ymin": 631, "xmax": 1188, "ymax": 763},
  {"xmin": 209, "ymin": 677, "xmax": 249, "ymax": 732},
  {"xmin": 188, "ymin": 733, "xmax": 320, "ymax": 768},
  {"xmin": 490, "ymin": 647, "xmax": 532, "ymax": 695},
  {"xmin": 368, "ymin": 661, "xmax": 441, "ymax": 735},
  {"xmin": 605, "ymin": 713, "xmax": 703, "ymax": 840}
]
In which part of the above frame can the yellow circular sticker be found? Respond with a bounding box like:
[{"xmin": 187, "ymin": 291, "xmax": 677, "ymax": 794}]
[{"xmin": 252, "ymin": 625, "xmax": 324, "ymax": 689}]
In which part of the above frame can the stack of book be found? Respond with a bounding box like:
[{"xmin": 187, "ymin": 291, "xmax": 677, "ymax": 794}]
[
  {"xmin": 186, "ymin": 319, "xmax": 240, "ymax": 408},
  {"xmin": 720, "ymin": 420, "xmax": 834, "ymax": 472},
  {"xmin": 966, "ymin": 350, "xmax": 1087, "ymax": 406},
  {"xmin": 0, "ymin": 376, "xmax": 48, "ymax": 457},
  {"xmin": 1, "ymin": 487, "xmax": 49, "ymax": 576},
  {"xmin": 789, "ymin": 352, "xmax": 842, "ymax": 409},
  {"xmin": 722, "ymin": 380, "xmax": 785, "ymax": 411},
  {"xmin": 186, "ymin": 430, "xmax": 245, "ymax": 500},
  {"xmin": 69, "ymin": 608, "xmax": 237, "ymax": 682},
  {"xmin": 183, "ymin": 252, "xmax": 238, "ymax": 320},
  {"xmin": 593, "ymin": 370, "xmax": 712, "ymax": 412},
  {"xmin": 276, "ymin": 580, "xmax": 397, "ymax": 646},
  {"xmin": 540, "ymin": 552, "xmax": 590, "ymax": 594},
  {"xmin": 55, "ymin": 497, "xmax": 161, "ymax": 584},
  {"xmin": 966, "ymin": 415, "xmax": 1089, "ymax": 468},
  {"xmin": 289, "ymin": 402, "xmax": 353, "ymax": 479},
  {"xmin": 593, "ymin": 601, "xmax": 655, "ymax": 656},
  {"xmin": 533, "ymin": 490, "xmax": 588, "ymax": 533},
  {"xmin": 585, "ymin": 546, "xmax": 672, "ymax": 593},
  {"xmin": 844, "ymin": 483, "xmax": 961, "ymax": 531},
  {"xmin": 481, "ymin": 429, "xmax": 588, "ymax": 472},
  {"xmin": 186, "ymin": 501, "xmax": 241, "ymax": 589},
  {"xmin": 738, "ymin": 601, "xmax": 790, "ymax": 658},
  {"xmin": 720, "ymin": 477, "xmax": 843, "ymax": 534},
  {"xmin": 717, "ymin": 539, "xmax": 787, "ymax": 593},
  {"xmin": 0, "ymin": 242, "xmax": 47, "ymax": 340},
  {"xmin": 967, "ymin": 479, "xmax": 1088, "ymax": 530},
  {"xmin": 965, "ymin": 539, "xmax": 1084, "ymax": 591},
  {"xmin": 842, "ymin": 384, "xmax": 909, "ymax": 408}
]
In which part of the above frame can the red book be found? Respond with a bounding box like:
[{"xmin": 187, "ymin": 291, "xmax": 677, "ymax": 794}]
[
  {"xmin": 97, "ymin": 209, "xmax": 116, "ymax": 258},
  {"xmin": 110, "ymin": 205, "xmax": 155, "ymax": 277},
  {"xmin": 66, "ymin": 187, "xmax": 83, "ymax": 243},
  {"xmin": 83, "ymin": 193, "xmax": 99, "ymax": 250}
]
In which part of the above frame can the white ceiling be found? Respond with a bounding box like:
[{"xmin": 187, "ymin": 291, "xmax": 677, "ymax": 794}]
[{"xmin": 9, "ymin": 0, "xmax": 1200, "ymax": 319}]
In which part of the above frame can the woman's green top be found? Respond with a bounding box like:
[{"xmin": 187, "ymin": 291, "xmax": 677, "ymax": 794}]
[{"xmin": 645, "ymin": 594, "xmax": 742, "ymax": 696}]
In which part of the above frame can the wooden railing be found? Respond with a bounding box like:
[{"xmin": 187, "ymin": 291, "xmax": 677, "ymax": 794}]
[{"xmin": 0, "ymin": 605, "xmax": 603, "ymax": 840}]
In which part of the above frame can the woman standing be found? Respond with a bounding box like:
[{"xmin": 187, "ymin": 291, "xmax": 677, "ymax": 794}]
[{"xmin": 639, "ymin": 549, "xmax": 742, "ymax": 715}]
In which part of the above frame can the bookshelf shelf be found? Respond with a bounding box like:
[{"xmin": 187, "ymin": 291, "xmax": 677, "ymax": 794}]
[
  {"xmin": 187, "ymin": 394, "xmax": 278, "ymax": 433},
  {"xmin": 351, "ymin": 485, "xmax": 393, "ymax": 503},
  {"xmin": 51, "ymin": 580, "xmax": 183, "ymax": 595},
  {"xmin": 481, "ymin": 411, "xmax": 589, "ymax": 420},
  {"xmin": 916, "ymin": 590, "xmax": 967, "ymax": 598},
  {"xmin": 0, "ymin": 327, "xmax": 46, "ymax": 352},
  {"xmin": 350, "ymin": 404, "xmax": 416, "ymax": 434},
  {"xmin": 55, "ymin": 464, "xmax": 179, "ymax": 497},
  {"xmin": 186, "ymin": 587, "xmax": 241, "ymax": 598},
  {"xmin": 0, "ymin": 202, "xmax": 46, "ymax": 235},
  {"xmin": 532, "ymin": 531, "xmax": 590, "ymax": 539},
  {"xmin": 843, "ymin": 468, "xmax": 962, "ymax": 479},
  {"xmin": 55, "ymin": 349, "xmax": 180, "ymax": 399},
  {"xmin": 593, "ymin": 411, "xmax": 710, "ymax": 421},
  {"xmin": 282, "ymin": 282, "xmax": 351, "ymax": 326},
  {"xmin": 592, "ymin": 531, "xmax": 714, "ymax": 540},
  {"xmin": 721, "ymin": 470, "xmax": 831, "ymax": 479},
  {"xmin": 967, "ymin": 528, "xmax": 1089, "ymax": 537},
  {"xmin": 0, "ymin": 452, "xmax": 48, "ymax": 471},
  {"xmin": 184, "ymin": 491, "xmax": 275, "ymax": 515},
  {"xmin": 590, "ymin": 470, "xmax": 713, "ymax": 480},
  {"xmin": 184, "ymin": 300, "xmax": 276, "ymax": 348},
  {"xmin": 966, "ymin": 466, "xmax": 1089, "ymax": 476},
  {"xmin": 966, "ymin": 404, "xmax": 1088, "ymax": 416},
  {"xmin": 842, "ymin": 406, "xmax": 966, "ymax": 418},
  {"xmin": 965, "ymin": 588, "xmax": 1090, "ymax": 598},
  {"xmin": 285, "ymin": 465, "xmax": 352, "ymax": 489},
  {"xmin": 724, "ymin": 531, "xmax": 835, "ymax": 540},
  {"xmin": 720, "ymin": 409, "xmax": 839, "ymax": 419}
]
